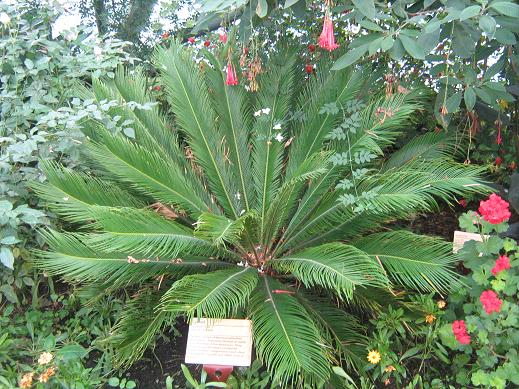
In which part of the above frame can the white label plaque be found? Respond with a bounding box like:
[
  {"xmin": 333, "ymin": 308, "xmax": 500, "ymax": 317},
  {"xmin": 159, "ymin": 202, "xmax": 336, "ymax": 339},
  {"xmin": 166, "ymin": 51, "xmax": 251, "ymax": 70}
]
[
  {"xmin": 185, "ymin": 318, "xmax": 253, "ymax": 367},
  {"xmin": 453, "ymin": 231, "xmax": 489, "ymax": 253}
]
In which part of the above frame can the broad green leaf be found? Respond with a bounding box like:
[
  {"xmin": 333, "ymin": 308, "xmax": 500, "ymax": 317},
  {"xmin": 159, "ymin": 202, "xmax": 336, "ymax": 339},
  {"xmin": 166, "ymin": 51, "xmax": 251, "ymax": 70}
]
[
  {"xmin": 464, "ymin": 87, "xmax": 476, "ymax": 111},
  {"xmin": 283, "ymin": 0, "xmax": 300, "ymax": 8},
  {"xmin": 445, "ymin": 91, "xmax": 462, "ymax": 114},
  {"xmin": 479, "ymin": 15, "xmax": 496, "ymax": 37},
  {"xmin": 490, "ymin": 1, "xmax": 519, "ymax": 17},
  {"xmin": 332, "ymin": 45, "xmax": 367, "ymax": 70},
  {"xmin": 380, "ymin": 36, "xmax": 394, "ymax": 51},
  {"xmin": 0, "ymin": 247, "xmax": 14, "ymax": 269},
  {"xmin": 459, "ymin": 5, "xmax": 481, "ymax": 21},
  {"xmin": 368, "ymin": 37, "xmax": 384, "ymax": 55},
  {"xmin": 352, "ymin": 0, "xmax": 376, "ymax": 19},
  {"xmin": 256, "ymin": 0, "xmax": 268, "ymax": 17},
  {"xmin": 399, "ymin": 35, "xmax": 425, "ymax": 59},
  {"xmin": 495, "ymin": 28, "xmax": 517, "ymax": 44}
]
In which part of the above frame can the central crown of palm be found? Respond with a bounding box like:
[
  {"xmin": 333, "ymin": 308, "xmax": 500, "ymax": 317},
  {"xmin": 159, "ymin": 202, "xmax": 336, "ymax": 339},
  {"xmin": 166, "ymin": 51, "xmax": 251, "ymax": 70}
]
[{"xmin": 33, "ymin": 41, "xmax": 486, "ymax": 385}]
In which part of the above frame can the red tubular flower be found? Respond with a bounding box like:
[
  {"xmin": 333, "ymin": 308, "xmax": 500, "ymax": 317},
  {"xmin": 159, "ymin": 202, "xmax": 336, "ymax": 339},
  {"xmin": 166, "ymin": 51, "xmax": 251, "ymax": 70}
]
[
  {"xmin": 496, "ymin": 126, "xmax": 502, "ymax": 145},
  {"xmin": 219, "ymin": 33, "xmax": 227, "ymax": 44},
  {"xmin": 187, "ymin": 37, "xmax": 195, "ymax": 44},
  {"xmin": 495, "ymin": 156, "xmax": 503, "ymax": 166},
  {"xmin": 318, "ymin": 14, "xmax": 339, "ymax": 52},
  {"xmin": 492, "ymin": 255, "xmax": 511, "ymax": 276},
  {"xmin": 480, "ymin": 290, "xmax": 502, "ymax": 314},
  {"xmin": 225, "ymin": 60, "xmax": 238, "ymax": 86},
  {"xmin": 478, "ymin": 194, "xmax": 511, "ymax": 224},
  {"xmin": 452, "ymin": 320, "xmax": 471, "ymax": 345}
]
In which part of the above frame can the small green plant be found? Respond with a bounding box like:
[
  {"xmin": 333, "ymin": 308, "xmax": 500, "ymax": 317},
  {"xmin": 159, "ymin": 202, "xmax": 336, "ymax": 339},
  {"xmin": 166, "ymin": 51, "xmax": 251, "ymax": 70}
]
[
  {"xmin": 108, "ymin": 376, "xmax": 137, "ymax": 389},
  {"xmin": 440, "ymin": 194, "xmax": 519, "ymax": 388},
  {"xmin": 180, "ymin": 364, "xmax": 227, "ymax": 388}
]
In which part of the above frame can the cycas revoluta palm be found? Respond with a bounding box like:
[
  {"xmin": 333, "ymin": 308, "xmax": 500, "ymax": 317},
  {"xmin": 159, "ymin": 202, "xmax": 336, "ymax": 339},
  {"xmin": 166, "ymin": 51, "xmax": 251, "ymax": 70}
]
[{"xmin": 32, "ymin": 41, "xmax": 487, "ymax": 385}]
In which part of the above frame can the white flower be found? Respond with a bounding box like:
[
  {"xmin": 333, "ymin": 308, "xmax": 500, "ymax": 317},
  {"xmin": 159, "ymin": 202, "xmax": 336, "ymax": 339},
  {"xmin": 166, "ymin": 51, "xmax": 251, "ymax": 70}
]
[
  {"xmin": 275, "ymin": 133, "xmax": 284, "ymax": 142},
  {"xmin": 0, "ymin": 12, "xmax": 10, "ymax": 25},
  {"xmin": 38, "ymin": 352, "xmax": 53, "ymax": 365},
  {"xmin": 254, "ymin": 110, "xmax": 262, "ymax": 117},
  {"xmin": 262, "ymin": 108, "xmax": 271, "ymax": 115},
  {"xmin": 273, "ymin": 123, "xmax": 282, "ymax": 130}
]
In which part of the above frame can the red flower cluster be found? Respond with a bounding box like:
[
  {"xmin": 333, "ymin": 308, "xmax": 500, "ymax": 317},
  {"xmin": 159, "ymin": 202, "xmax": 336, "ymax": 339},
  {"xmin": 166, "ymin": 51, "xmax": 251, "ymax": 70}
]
[
  {"xmin": 225, "ymin": 61, "xmax": 238, "ymax": 86},
  {"xmin": 318, "ymin": 14, "xmax": 339, "ymax": 51},
  {"xmin": 480, "ymin": 290, "xmax": 502, "ymax": 314},
  {"xmin": 452, "ymin": 320, "xmax": 470, "ymax": 344},
  {"xmin": 492, "ymin": 255, "xmax": 511, "ymax": 276},
  {"xmin": 478, "ymin": 194, "xmax": 511, "ymax": 224}
]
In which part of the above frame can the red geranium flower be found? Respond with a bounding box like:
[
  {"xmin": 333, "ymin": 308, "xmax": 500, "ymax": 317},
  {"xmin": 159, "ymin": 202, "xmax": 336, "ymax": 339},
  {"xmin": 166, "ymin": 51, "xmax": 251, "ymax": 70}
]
[
  {"xmin": 491, "ymin": 255, "xmax": 511, "ymax": 276},
  {"xmin": 480, "ymin": 290, "xmax": 502, "ymax": 314},
  {"xmin": 478, "ymin": 194, "xmax": 511, "ymax": 224},
  {"xmin": 452, "ymin": 320, "xmax": 471, "ymax": 345}
]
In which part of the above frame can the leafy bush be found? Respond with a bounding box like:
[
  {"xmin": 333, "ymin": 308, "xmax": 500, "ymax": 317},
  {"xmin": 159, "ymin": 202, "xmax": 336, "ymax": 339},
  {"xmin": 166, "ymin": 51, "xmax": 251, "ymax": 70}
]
[
  {"xmin": 0, "ymin": 1, "xmax": 133, "ymax": 302},
  {"xmin": 32, "ymin": 40, "xmax": 487, "ymax": 385},
  {"xmin": 440, "ymin": 194, "xmax": 519, "ymax": 389}
]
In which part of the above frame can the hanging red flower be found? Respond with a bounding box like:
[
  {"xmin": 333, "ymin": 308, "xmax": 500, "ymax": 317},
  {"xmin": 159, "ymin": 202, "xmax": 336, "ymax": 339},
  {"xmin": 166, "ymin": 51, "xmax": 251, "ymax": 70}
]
[
  {"xmin": 478, "ymin": 194, "xmax": 511, "ymax": 224},
  {"xmin": 495, "ymin": 120, "xmax": 503, "ymax": 145},
  {"xmin": 305, "ymin": 64, "xmax": 313, "ymax": 74},
  {"xmin": 491, "ymin": 255, "xmax": 511, "ymax": 276},
  {"xmin": 219, "ymin": 33, "xmax": 228, "ymax": 44},
  {"xmin": 187, "ymin": 37, "xmax": 195, "ymax": 44},
  {"xmin": 480, "ymin": 290, "xmax": 502, "ymax": 314},
  {"xmin": 318, "ymin": 13, "xmax": 339, "ymax": 52},
  {"xmin": 495, "ymin": 156, "xmax": 503, "ymax": 166},
  {"xmin": 225, "ymin": 60, "xmax": 238, "ymax": 86},
  {"xmin": 308, "ymin": 43, "xmax": 316, "ymax": 53},
  {"xmin": 452, "ymin": 320, "xmax": 471, "ymax": 345}
]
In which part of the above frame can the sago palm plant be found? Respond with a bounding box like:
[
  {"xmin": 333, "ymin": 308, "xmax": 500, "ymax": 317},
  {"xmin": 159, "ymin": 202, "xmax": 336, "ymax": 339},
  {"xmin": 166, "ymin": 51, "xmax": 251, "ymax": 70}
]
[{"xmin": 32, "ymin": 41, "xmax": 486, "ymax": 386}]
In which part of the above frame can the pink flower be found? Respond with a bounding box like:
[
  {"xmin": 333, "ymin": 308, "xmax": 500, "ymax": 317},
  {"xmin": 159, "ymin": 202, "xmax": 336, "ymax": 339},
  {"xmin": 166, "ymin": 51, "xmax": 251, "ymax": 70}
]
[
  {"xmin": 318, "ymin": 14, "xmax": 339, "ymax": 52},
  {"xmin": 478, "ymin": 194, "xmax": 511, "ymax": 224},
  {"xmin": 219, "ymin": 33, "xmax": 227, "ymax": 44},
  {"xmin": 492, "ymin": 255, "xmax": 511, "ymax": 276},
  {"xmin": 187, "ymin": 37, "xmax": 195, "ymax": 44},
  {"xmin": 452, "ymin": 320, "xmax": 471, "ymax": 345},
  {"xmin": 225, "ymin": 60, "xmax": 238, "ymax": 86},
  {"xmin": 480, "ymin": 290, "xmax": 502, "ymax": 314}
]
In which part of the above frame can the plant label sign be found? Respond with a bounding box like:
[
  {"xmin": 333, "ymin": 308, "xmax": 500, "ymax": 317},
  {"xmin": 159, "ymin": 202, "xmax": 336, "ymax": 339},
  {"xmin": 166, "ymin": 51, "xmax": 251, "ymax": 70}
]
[
  {"xmin": 453, "ymin": 231, "xmax": 489, "ymax": 253},
  {"xmin": 185, "ymin": 318, "xmax": 253, "ymax": 367}
]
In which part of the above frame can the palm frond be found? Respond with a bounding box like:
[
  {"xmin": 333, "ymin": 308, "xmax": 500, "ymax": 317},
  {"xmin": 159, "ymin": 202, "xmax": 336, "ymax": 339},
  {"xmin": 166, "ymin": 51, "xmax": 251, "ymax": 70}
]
[
  {"xmin": 31, "ymin": 161, "xmax": 143, "ymax": 224},
  {"xmin": 270, "ymin": 244, "xmax": 388, "ymax": 299},
  {"xmin": 31, "ymin": 230, "xmax": 229, "ymax": 288},
  {"xmin": 296, "ymin": 290, "xmax": 368, "ymax": 373},
  {"xmin": 154, "ymin": 43, "xmax": 240, "ymax": 217},
  {"xmin": 194, "ymin": 212, "xmax": 247, "ymax": 248},
  {"xmin": 160, "ymin": 267, "xmax": 258, "ymax": 319},
  {"xmin": 353, "ymin": 230, "xmax": 463, "ymax": 294},
  {"xmin": 202, "ymin": 50, "xmax": 254, "ymax": 212},
  {"xmin": 382, "ymin": 131, "xmax": 462, "ymax": 170},
  {"xmin": 109, "ymin": 286, "xmax": 175, "ymax": 367},
  {"xmin": 251, "ymin": 51, "xmax": 297, "ymax": 237},
  {"xmin": 85, "ymin": 130, "xmax": 214, "ymax": 217},
  {"xmin": 248, "ymin": 276, "xmax": 331, "ymax": 385}
]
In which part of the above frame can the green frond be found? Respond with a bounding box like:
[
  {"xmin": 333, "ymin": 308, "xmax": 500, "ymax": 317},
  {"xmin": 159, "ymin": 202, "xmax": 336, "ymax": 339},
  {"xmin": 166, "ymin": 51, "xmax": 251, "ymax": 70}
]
[
  {"xmin": 263, "ymin": 150, "xmax": 332, "ymax": 247},
  {"xmin": 31, "ymin": 161, "xmax": 143, "ymax": 224},
  {"xmin": 382, "ymin": 131, "xmax": 462, "ymax": 170},
  {"xmin": 359, "ymin": 160, "xmax": 489, "ymax": 215},
  {"xmin": 251, "ymin": 51, "xmax": 297, "ymax": 237},
  {"xmin": 296, "ymin": 290, "xmax": 368, "ymax": 373},
  {"xmin": 286, "ymin": 67, "xmax": 366, "ymax": 179},
  {"xmin": 354, "ymin": 230, "xmax": 463, "ymax": 294},
  {"xmin": 202, "ymin": 50, "xmax": 254, "ymax": 212},
  {"xmin": 109, "ymin": 286, "xmax": 175, "ymax": 367},
  {"xmin": 85, "ymin": 130, "xmax": 214, "ymax": 216},
  {"xmin": 194, "ymin": 212, "xmax": 247, "ymax": 248},
  {"xmin": 160, "ymin": 267, "xmax": 258, "ymax": 319},
  {"xmin": 31, "ymin": 230, "xmax": 229, "ymax": 288},
  {"xmin": 249, "ymin": 276, "xmax": 331, "ymax": 385},
  {"xmin": 154, "ymin": 42, "xmax": 240, "ymax": 218},
  {"xmin": 270, "ymin": 244, "xmax": 388, "ymax": 300},
  {"xmin": 80, "ymin": 206, "xmax": 227, "ymax": 259}
]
